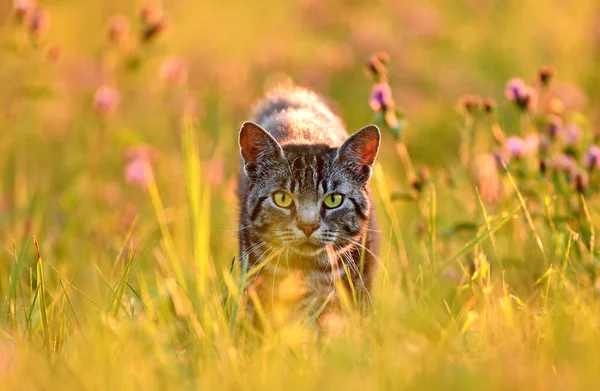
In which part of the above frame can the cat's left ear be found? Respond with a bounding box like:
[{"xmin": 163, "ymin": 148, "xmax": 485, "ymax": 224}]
[
  {"xmin": 239, "ymin": 121, "xmax": 284, "ymax": 180},
  {"xmin": 335, "ymin": 125, "xmax": 380, "ymax": 182}
]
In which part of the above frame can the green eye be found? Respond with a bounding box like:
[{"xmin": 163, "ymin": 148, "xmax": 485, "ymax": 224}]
[
  {"xmin": 323, "ymin": 193, "xmax": 344, "ymax": 209},
  {"xmin": 273, "ymin": 191, "xmax": 294, "ymax": 208}
]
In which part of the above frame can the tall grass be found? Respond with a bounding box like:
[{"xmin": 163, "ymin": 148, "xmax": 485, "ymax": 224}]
[{"xmin": 2, "ymin": 0, "xmax": 600, "ymax": 389}]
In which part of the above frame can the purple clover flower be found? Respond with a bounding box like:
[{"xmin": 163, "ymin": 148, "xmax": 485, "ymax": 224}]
[
  {"xmin": 93, "ymin": 85, "xmax": 121, "ymax": 115},
  {"xmin": 584, "ymin": 145, "xmax": 600, "ymax": 170},
  {"xmin": 561, "ymin": 123, "xmax": 581, "ymax": 146},
  {"xmin": 504, "ymin": 78, "xmax": 537, "ymax": 111},
  {"xmin": 505, "ymin": 78, "xmax": 526, "ymax": 101},
  {"xmin": 554, "ymin": 154, "xmax": 577, "ymax": 174},
  {"xmin": 125, "ymin": 158, "xmax": 153, "ymax": 188},
  {"xmin": 369, "ymin": 83, "xmax": 394, "ymax": 112},
  {"xmin": 159, "ymin": 57, "xmax": 188, "ymax": 85},
  {"xmin": 505, "ymin": 136, "xmax": 527, "ymax": 159}
]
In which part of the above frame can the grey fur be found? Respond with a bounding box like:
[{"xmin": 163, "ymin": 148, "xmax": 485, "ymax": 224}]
[{"xmin": 238, "ymin": 85, "xmax": 380, "ymax": 310}]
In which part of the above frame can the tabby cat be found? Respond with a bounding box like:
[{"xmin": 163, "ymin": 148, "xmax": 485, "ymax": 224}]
[{"xmin": 237, "ymin": 85, "xmax": 380, "ymax": 329}]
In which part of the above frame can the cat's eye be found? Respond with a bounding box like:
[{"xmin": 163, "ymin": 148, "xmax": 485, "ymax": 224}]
[
  {"xmin": 323, "ymin": 193, "xmax": 344, "ymax": 209},
  {"xmin": 272, "ymin": 191, "xmax": 294, "ymax": 208}
]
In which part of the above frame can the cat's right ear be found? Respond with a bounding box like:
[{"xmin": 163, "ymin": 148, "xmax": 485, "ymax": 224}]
[{"xmin": 239, "ymin": 121, "xmax": 284, "ymax": 179}]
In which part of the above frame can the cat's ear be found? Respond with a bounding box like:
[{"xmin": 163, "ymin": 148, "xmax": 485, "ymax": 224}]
[
  {"xmin": 239, "ymin": 121, "xmax": 284, "ymax": 178},
  {"xmin": 335, "ymin": 125, "xmax": 380, "ymax": 182}
]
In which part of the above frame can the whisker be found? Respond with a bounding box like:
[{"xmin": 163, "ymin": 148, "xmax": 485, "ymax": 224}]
[
  {"xmin": 333, "ymin": 243, "xmax": 374, "ymax": 309},
  {"xmin": 336, "ymin": 234, "xmax": 380, "ymax": 263}
]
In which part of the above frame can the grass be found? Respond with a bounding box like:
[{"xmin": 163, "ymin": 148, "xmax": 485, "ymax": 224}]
[{"xmin": 2, "ymin": 0, "xmax": 600, "ymax": 389}]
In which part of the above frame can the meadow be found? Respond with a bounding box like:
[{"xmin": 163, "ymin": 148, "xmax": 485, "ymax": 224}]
[{"xmin": 2, "ymin": 0, "xmax": 600, "ymax": 389}]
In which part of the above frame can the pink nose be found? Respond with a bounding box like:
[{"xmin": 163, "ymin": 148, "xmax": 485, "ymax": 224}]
[{"xmin": 297, "ymin": 223, "xmax": 319, "ymax": 237}]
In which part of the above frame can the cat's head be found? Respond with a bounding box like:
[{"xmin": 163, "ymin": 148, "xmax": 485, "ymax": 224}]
[{"xmin": 239, "ymin": 121, "xmax": 380, "ymax": 257}]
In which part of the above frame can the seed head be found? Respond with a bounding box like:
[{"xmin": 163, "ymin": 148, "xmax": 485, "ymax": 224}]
[
  {"xmin": 93, "ymin": 85, "xmax": 121, "ymax": 115},
  {"xmin": 483, "ymin": 97, "xmax": 496, "ymax": 114},
  {"xmin": 458, "ymin": 94, "xmax": 482, "ymax": 115},
  {"xmin": 140, "ymin": 1, "xmax": 164, "ymax": 25},
  {"xmin": 140, "ymin": 2, "xmax": 167, "ymax": 42},
  {"xmin": 538, "ymin": 65, "xmax": 556, "ymax": 87},
  {"xmin": 141, "ymin": 19, "xmax": 168, "ymax": 43},
  {"xmin": 365, "ymin": 51, "xmax": 389, "ymax": 78},
  {"xmin": 108, "ymin": 15, "xmax": 130, "ymax": 45}
]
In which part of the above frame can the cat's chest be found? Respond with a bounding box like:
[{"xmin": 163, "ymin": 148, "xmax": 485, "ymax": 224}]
[{"xmin": 251, "ymin": 267, "xmax": 341, "ymax": 324}]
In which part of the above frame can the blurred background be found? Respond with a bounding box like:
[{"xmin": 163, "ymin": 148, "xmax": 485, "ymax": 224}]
[{"xmin": 1, "ymin": 0, "xmax": 600, "ymax": 287}]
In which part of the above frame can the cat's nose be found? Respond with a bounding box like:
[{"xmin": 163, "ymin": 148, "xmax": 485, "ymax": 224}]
[{"xmin": 297, "ymin": 223, "xmax": 319, "ymax": 237}]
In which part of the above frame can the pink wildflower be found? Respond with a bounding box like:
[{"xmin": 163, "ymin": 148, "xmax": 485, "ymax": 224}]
[
  {"xmin": 28, "ymin": 6, "xmax": 51, "ymax": 41},
  {"xmin": 554, "ymin": 154, "xmax": 577, "ymax": 174},
  {"xmin": 124, "ymin": 158, "xmax": 153, "ymax": 188},
  {"xmin": 505, "ymin": 78, "xmax": 526, "ymax": 101},
  {"xmin": 159, "ymin": 57, "xmax": 188, "ymax": 85},
  {"xmin": 505, "ymin": 78, "xmax": 537, "ymax": 111},
  {"xmin": 93, "ymin": 85, "xmax": 121, "ymax": 115},
  {"xmin": 13, "ymin": 0, "xmax": 34, "ymax": 21},
  {"xmin": 505, "ymin": 136, "xmax": 527, "ymax": 159},
  {"xmin": 561, "ymin": 124, "xmax": 581, "ymax": 145},
  {"xmin": 584, "ymin": 145, "xmax": 600, "ymax": 170},
  {"xmin": 369, "ymin": 83, "xmax": 394, "ymax": 112}
]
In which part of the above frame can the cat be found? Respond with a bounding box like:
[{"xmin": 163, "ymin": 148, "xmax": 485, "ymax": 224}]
[{"xmin": 237, "ymin": 85, "xmax": 380, "ymax": 331}]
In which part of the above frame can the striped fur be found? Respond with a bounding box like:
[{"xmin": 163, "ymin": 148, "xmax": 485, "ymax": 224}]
[{"xmin": 238, "ymin": 86, "xmax": 380, "ymax": 327}]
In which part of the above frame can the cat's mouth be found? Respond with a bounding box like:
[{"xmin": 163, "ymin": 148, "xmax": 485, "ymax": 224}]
[{"xmin": 290, "ymin": 239, "xmax": 327, "ymax": 256}]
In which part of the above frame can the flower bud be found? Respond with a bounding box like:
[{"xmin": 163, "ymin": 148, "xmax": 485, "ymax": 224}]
[
  {"xmin": 13, "ymin": 0, "xmax": 34, "ymax": 23},
  {"xmin": 538, "ymin": 65, "xmax": 556, "ymax": 87},
  {"xmin": 364, "ymin": 51, "xmax": 389, "ymax": 78},
  {"xmin": 140, "ymin": 2, "xmax": 167, "ymax": 43},
  {"xmin": 108, "ymin": 15, "xmax": 130, "ymax": 45},
  {"xmin": 573, "ymin": 169, "xmax": 589, "ymax": 193},
  {"xmin": 483, "ymin": 97, "xmax": 496, "ymax": 114},
  {"xmin": 28, "ymin": 6, "xmax": 50, "ymax": 41},
  {"xmin": 458, "ymin": 94, "xmax": 483, "ymax": 115}
]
